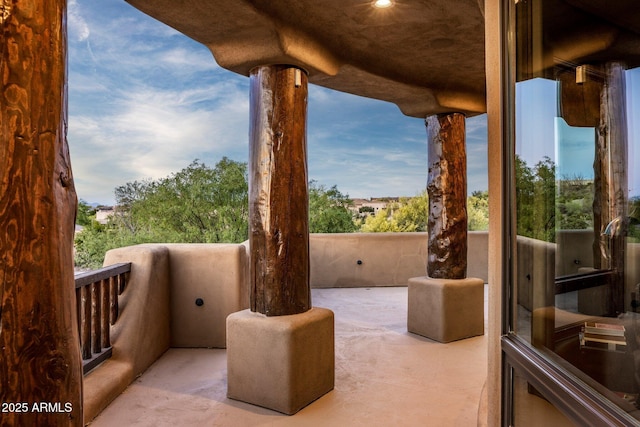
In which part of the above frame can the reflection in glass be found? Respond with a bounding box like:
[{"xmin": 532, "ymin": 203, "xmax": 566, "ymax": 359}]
[
  {"xmin": 513, "ymin": 0, "xmax": 640, "ymax": 420},
  {"xmin": 512, "ymin": 370, "xmax": 575, "ymax": 427}
]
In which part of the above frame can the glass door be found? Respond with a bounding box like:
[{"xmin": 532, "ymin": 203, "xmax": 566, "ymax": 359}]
[{"xmin": 502, "ymin": 0, "xmax": 640, "ymax": 424}]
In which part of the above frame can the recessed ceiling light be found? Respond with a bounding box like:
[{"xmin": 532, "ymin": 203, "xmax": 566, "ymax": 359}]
[{"xmin": 373, "ymin": 0, "xmax": 394, "ymax": 8}]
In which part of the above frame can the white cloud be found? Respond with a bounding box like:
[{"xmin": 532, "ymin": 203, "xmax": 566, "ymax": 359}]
[
  {"xmin": 69, "ymin": 81, "xmax": 249, "ymax": 203},
  {"xmin": 68, "ymin": 0, "xmax": 489, "ymax": 204},
  {"xmin": 68, "ymin": 0, "xmax": 90, "ymax": 42}
]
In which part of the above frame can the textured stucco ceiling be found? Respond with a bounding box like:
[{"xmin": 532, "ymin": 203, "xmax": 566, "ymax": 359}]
[
  {"xmin": 547, "ymin": 0, "xmax": 640, "ymax": 69},
  {"xmin": 124, "ymin": 0, "xmax": 640, "ymax": 118},
  {"xmin": 124, "ymin": 0, "xmax": 486, "ymax": 118}
]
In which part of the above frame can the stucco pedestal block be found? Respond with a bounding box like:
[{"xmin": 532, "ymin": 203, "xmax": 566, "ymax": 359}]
[
  {"xmin": 408, "ymin": 276, "xmax": 484, "ymax": 343},
  {"xmin": 226, "ymin": 307, "xmax": 335, "ymax": 414}
]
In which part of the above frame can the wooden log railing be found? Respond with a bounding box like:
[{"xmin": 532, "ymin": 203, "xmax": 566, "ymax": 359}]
[{"xmin": 74, "ymin": 263, "xmax": 131, "ymax": 375}]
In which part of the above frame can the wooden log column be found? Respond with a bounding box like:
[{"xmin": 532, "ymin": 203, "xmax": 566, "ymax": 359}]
[
  {"xmin": 228, "ymin": 66, "xmax": 333, "ymax": 412},
  {"xmin": 408, "ymin": 112, "xmax": 482, "ymax": 341},
  {"xmin": 426, "ymin": 113, "xmax": 468, "ymax": 279},
  {"xmin": 249, "ymin": 65, "xmax": 310, "ymax": 316},
  {"xmin": 592, "ymin": 62, "xmax": 628, "ymax": 315},
  {"xmin": 1, "ymin": 0, "xmax": 83, "ymax": 425}
]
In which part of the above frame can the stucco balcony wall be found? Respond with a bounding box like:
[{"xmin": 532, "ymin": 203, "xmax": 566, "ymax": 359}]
[
  {"xmin": 165, "ymin": 243, "xmax": 249, "ymax": 348},
  {"xmin": 83, "ymin": 232, "xmax": 490, "ymax": 424},
  {"xmin": 84, "ymin": 244, "xmax": 171, "ymax": 425},
  {"xmin": 310, "ymin": 231, "xmax": 489, "ymax": 287},
  {"xmin": 516, "ymin": 230, "xmax": 640, "ymax": 313},
  {"xmin": 84, "ymin": 243, "xmax": 248, "ymax": 423}
]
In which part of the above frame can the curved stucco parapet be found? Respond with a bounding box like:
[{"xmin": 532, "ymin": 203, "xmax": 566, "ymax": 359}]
[
  {"xmin": 105, "ymin": 244, "xmax": 172, "ymax": 374},
  {"xmin": 84, "ymin": 244, "xmax": 171, "ymax": 424}
]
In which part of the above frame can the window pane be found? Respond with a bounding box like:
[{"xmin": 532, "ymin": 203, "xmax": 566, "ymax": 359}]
[{"xmin": 513, "ymin": 0, "xmax": 640, "ymax": 420}]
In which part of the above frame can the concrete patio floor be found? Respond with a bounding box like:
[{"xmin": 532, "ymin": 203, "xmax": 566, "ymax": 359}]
[{"xmin": 90, "ymin": 286, "xmax": 489, "ymax": 426}]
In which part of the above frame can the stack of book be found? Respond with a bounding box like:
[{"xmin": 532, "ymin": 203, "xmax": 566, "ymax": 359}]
[{"xmin": 580, "ymin": 321, "xmax": 627, "ymax": 352}]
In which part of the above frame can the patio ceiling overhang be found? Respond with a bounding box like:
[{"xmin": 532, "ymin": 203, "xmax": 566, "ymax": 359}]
[
  {"xmin": 519, "ymin": 0, "xmax": 640, "ymax": 81},
  {"xmin": 124, "ymin": 0, "xmax": 640, "ymax": 119},
  {"xmin": 124, "ymin": 0, "xmax": 487, "ymax": 118}
]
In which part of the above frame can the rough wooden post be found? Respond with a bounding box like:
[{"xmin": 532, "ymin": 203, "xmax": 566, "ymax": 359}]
[
  {"xmin": 228, "ymin": 64, "xmax": 332, "ymax": 414},
  {"xmin": 249, "ymin": 65, "xmax": 311, "ymax": 316},
  {"xmin": 426, "ymin": 113, "xmax": 468, "ymax": 279},
  {"xmin": 592, "ymin": 62, "xmax": 628, "ymax": 315},
  {"xmin": 1, "ymin": 0, "xmax": 83, "ymax": 425},
  {"xmin": 409, "ymin": 114, "xmax": 483, "ymax": 341}
]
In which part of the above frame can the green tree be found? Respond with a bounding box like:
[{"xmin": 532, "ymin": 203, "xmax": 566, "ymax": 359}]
[
  {"xmin": 533, "ymin": 157, "xmax": 556, "ymax": 241},
  {"xmin": 360, "ymin": 202, "xmax": 403, "ymax": 232},
  {"xmin": 76, "ymin": 199, "xmax": 97, "ymax": 227},
  {"xmin": 629, "ymin": 197, "xmax": 640, "ymax": 242},
  {"xmin": 516, "ymin": 155, "xmax": 556, "ymax": 242},
  {"xmin": 556, "ymin": 176, "xmax": 593, "ymax": 230},
  {"xmin": 360, "ymin": 190, "xmax": 490, "ymax": 233},
  {"xmin": 75, "ymin": 158, "xmax": 249, "ymax": 268},
  {"xmin": 468, "ymin": 190, "xmax": 489, "ymax": 231},
  {"xmin": 116, "ymin": 158, "xmax": 249, "ymax": 243},
  {"xmin": 361, "ymin": 191, "xmax": 428, "ymax": 232},
  {"xmin": 359, "ymin": 206, "xmax": 375, "ymax": 214},
  {"xmin": 73, "ymin": 221, "xmax": 136, "ymax": 270},
  {"xmin": 308, "ymin": 181, "xmax": 357, "ymax": 233},
  {"xmin": 75, "ymin": 159, "xmax": 358, "ymax": 268},
  {"xmin": 515, "ymin": 155, "xmax": 535, "ymax": 238},
  {"xmin": 393, "ymin": 192, "xmax": 429, "ymax": 232}
]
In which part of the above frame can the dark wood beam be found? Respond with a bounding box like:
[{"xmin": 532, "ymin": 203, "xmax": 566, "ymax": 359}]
[
  {"xmin": 0, "ymin": 0, "xmax": 83, "ymax": 425},
  {"xmin": 426, "ymin": 113, "xmax": 468, "ymax": 279},
  {"xmin": 249, "ymin": 65, "xmax": 311, "ymax": 316}
]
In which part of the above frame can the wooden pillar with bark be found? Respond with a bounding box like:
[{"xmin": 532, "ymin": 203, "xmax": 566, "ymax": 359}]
[
  {"xmin": 408, "ymin": 112, "xmax": 483, "ymax": 343},
  {"xmin": 248, "ymin": 65, "xmax": 311, "ymax": 316},
  {"xmin": 426, "ymin": 112, "xmax": 468, "ymax": 279},
  {"xmin": 228, "ymin": 64, "xmax": 333, "ymax": 414},
  {"xmin": 592, "ymin": 62, "xmax": 628, "ymax": 316},
  {"xmin": 1, "ymin": 0, "xmax": 83, "ymax": 425}
]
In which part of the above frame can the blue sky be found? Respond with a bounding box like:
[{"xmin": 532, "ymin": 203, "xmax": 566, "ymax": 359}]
[
  {"xmin": 67, "ymin": 0, "xmax": 489, "ymax": 206},
  {"xmin": 516, "ymin": 73, "xmax": 640, "ymax": 196}
]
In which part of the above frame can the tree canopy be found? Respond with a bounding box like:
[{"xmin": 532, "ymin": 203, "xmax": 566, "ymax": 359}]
[
  {"xmin": 76, "ymin": 200, "xmax": 97, "ymax": 227},
  {"xmin": 76, "ymin": 153, "xmax": 610, "ymax": 270},
  {"xmin": 308, "ymin": 181, "xmax": 358, "ymax": 233},
  {"xmin": 75, "ymin": 159, "xmax": 359, "ymax": 268},
  {"xmin": 360, "ymin": 192, "xmax": 429, "ymax": 232},
  {"xmin": 516, "ymin": 156, "xmax": 556, "ymax": 242},
  {"xmin": 115, "ymin": 158, "xmax": 249, "ymax": 243},
  {"xmin": 468, "ymin": 191, "xmax": 489, "ymax": 231},
  {"xmin": 75, "ymin": 158, "xmax": 249, "ymax": 268},
  {"xmin": 83, "ymin": 153, "xmax": 613, "ymax": 271}
]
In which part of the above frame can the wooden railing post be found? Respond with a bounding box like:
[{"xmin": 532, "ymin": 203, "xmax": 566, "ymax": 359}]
[
  {"xmin": 91, "ymin": 281, "xmax": 102, "ymax": 355},
  {"xmin": 109, "ymin": 276, "xmax": 118, "ymax": 325},
  {"xmin": 81, "ymin": 286, "xmax": 92, "ymax": 360},
  {"xmin": 74, "ymin": 263, "xmax": 130, "ymax": 374},
  {"xmin": 101, "ymin": 279, "xmax": 111, "ymax": 349}
]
